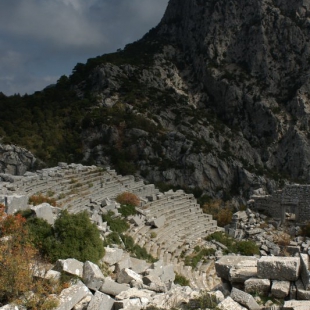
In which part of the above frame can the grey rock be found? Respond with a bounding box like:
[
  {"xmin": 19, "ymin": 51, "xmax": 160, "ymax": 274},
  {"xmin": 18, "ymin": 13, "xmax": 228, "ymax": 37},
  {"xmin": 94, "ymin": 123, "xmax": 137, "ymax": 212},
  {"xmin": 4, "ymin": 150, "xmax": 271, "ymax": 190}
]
[
  {"xmin": 271, "ymin": 280, "xmax": 290, "ymax": 299},
  {"xmin": 117, "ymin": 268, "xmax": 143, "ymax": 284},
  {"xmin": 83, "ymin": 261, "xmax": 105, "ymax": 291},
  {"xmin": 0, "ymin": 194, "xmax": 28, "ymax": 214},
  {"xmin": 215, "ymin": 256, "xmax": 258, "ymax": 281},
  {"xmin": 87, "ymin": 291, "xmax": 114, "ymax": 310},
  {"xmin": 244, "ymin": 278, "xmax": 271, "ymax": 296},
  {"xmin": 257, "ymin": 256, "xmax": 300, "ymax": 281},
  {"xmin": 102, "ymin": 247, "xmax": 123, "ymax": 265},
  {"xmin": 217, "ymin": 296, "xmax": 247, "ymax": 310},
  {"xmin": 55, "ymin": 281, "xmax": 90, "ymax": 310},
  {"xmin": 54, "ymin": 258, "xmax": 84, "ymax": 278},
  {"xmin": 100, "ymin": 277, "xmax": 130, "ymax": 296},
  {"xmin": 150, "ymin": 215, "xmax": 166, "ymax": 228},
  {"xmin": 31, "ymin": 203, "xmax": 57, "ymax": 225},
  {"xmin": 300, "ymin": 253, "xmax": 310, "ymax": 290},
  {"xmin": 230, "ymin": 287, "xmax": 260, "ymax": 310}
]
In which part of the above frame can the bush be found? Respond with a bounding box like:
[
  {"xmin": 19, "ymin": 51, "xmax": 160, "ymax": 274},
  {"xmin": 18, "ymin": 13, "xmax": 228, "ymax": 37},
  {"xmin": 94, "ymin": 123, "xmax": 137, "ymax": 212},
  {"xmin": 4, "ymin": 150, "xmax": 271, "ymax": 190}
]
[
  {"xmin": 206, "ymin": 232, "xmax": 259, "ymax": 256},
  {"xmin": 174, "ymin": 273, "xmax": 190, "ymax": 286},
  {"xmin": 46, "ymin": 210, "xmax": 105, "ymax": 263},
  {"xmin": 116, "ymin": 192, "xmax": 140, "ymax": 207},
  {"xmin": 202, "ymin": 200, "xmax": 233, "ymax": 227},
  {"xmin": 29, "ymin": 194, "xmax": 57, "ymax": 207},
  {"xmin": 102, "ymin": 211, "xmax": 129, "ymax": 233},
  {"xmin": 118, "ymin": 204, "xmax": 137, "ymax": 217}
]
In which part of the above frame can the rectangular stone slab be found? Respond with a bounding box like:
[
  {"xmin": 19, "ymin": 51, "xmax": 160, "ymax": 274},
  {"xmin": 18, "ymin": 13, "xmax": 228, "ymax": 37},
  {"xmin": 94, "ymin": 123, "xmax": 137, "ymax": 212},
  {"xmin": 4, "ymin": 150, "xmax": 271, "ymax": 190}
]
[{"xmin": 257, "ymin": 256, "xmax": 300, "ymax": 281}]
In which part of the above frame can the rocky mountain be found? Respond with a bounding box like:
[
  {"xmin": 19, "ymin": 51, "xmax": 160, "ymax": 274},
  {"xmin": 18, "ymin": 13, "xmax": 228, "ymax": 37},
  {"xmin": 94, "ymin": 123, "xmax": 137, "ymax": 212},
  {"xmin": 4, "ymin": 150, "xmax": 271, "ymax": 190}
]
[{"xmin": 2, "ymin": 0, "xmax": 310, "ymax": 202}]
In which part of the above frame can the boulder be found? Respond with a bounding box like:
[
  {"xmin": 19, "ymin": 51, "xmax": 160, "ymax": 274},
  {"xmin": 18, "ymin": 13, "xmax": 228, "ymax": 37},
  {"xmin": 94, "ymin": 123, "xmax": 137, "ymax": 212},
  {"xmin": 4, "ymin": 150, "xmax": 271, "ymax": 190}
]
[
  {"xmin": 217, "ymin": 297, "xmax": 247, "ymax": 310},
  {"xmin": 229, "ymin": 261, "xmax": 258, "ymax": 283},
  {"xmin": 244, "ymin": 278, "xmax": 270, "ymax": 296},
  {"xmin": 0, "ymin": 194, "xmax": 28, "ymax": 214},
  {"xmin": 54, "ymin": 258, "xmax": 84, "ymax": 278},
  {"xmin": 73, "ymin": 293, "xmax": 93, "ymax": 310},
  {"xmin": 100, "ymin": 278, "xmax": 130, "ymax": 296},
  {"xmin": 102, "ymin": 247, "xmax": 123, "ymax": 265},
  {"xmin": 271, "ymin": 280, "xmax": 290, "ymax": 299},
  {"xmin": 215, "ymin": 256, "xmax": 258, "ymax": 281},
  {"xmin": 115, "ymin": 288, "xmax": 155, "ymax": 300},
  {"xmin": 150, "ymin": 215, "xmax": 166, "ymax": 228},
  {"xmin": 31, "ymin": 203, "xmax": 56, "ymax": 225},
  {"xmin": 143, "ymin": 274, "xmax": 166, "ymax": 292},
  {"xmin": 257, "ymin": 257, "xmax": 300, "ymax": 281},
  {"xmin": 130, "ymin": 257, "xmax": 151, "ymax": 274},
  {"xmin": 83, "ymin": 261, "xmax": 105, "ymax": 291},
  {"xmin": 284, "ymin": 300, "xmax": 310, "ymax": 309},
  {"xmin": 296, "ymin": 280, "xmax": 310, "ymax": 300},
  {"xmin": 300, "ymin": 254, "xmax": 310, "ymax": 290},
  {"xmin": 87, "ymin": 291, "xmax": 114, "ymax": 310},
  {"xmin": 117, "ymin": 268, "xmax": 143, "ymax": 284},
  {"xmin": 230, "ymin": 287, "xmax": 260, "ymax": 310},
  {"xmin": 114, "ymin": 298, "xmax": 145, "ymax": 310},
  {"xmin": 54, "ymin": 281, "xmax": 90, "ymax": 310}
]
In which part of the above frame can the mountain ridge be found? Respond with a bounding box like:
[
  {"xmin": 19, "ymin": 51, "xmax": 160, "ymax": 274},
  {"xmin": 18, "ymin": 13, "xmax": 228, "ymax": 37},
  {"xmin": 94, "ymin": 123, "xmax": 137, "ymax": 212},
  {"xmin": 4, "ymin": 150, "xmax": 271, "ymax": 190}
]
[{"xmin": 2, "ymin": 0, "xmax": 310, "ymax": 203}]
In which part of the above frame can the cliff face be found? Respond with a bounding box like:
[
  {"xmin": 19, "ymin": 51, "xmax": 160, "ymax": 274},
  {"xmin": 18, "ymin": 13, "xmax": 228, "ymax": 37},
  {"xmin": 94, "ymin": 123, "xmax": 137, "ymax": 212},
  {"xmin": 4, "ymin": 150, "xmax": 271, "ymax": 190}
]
[{"xmin": 74, "ymin": 0, "xmax": 310, "ymax": 201}]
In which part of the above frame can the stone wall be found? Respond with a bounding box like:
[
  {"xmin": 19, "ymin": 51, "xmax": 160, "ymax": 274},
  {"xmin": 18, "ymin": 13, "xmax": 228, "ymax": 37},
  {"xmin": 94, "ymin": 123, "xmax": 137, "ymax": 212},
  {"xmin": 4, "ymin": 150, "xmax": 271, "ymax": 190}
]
[{"xmin": 251, "ymin": 185, "xmax": 310, "ymax": 223}]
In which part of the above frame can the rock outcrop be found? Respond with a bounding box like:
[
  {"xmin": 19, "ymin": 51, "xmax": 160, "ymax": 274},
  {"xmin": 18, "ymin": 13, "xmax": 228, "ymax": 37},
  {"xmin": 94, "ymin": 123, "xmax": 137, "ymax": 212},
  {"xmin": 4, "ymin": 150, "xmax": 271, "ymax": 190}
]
[{"xmin": 0, "ymin": 144, "xmax": 38, "ymax": 175}]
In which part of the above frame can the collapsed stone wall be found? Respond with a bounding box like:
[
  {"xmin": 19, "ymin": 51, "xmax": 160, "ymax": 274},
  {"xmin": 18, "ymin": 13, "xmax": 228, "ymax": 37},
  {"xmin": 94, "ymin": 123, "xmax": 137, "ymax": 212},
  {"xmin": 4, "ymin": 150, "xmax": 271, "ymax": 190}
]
[{"xmin": 250, "ymin": 185, "xmax": 310, "ymax": 223}]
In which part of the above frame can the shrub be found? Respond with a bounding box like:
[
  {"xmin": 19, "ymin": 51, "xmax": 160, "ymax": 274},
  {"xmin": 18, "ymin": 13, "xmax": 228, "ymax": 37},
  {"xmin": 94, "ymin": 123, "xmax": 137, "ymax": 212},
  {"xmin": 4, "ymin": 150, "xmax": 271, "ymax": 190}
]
[
  {"xmin": 47, "ymin": 210, "xmax": 105, "ymax": 263},
  {"xmin": 174, "ymin": 273, "xmax": 190, "ymax": 286},
  {"xmin": 206, "ymin": 232, "xmax": 259, "ymax": 256},
  {"xmin": 116, "ymin": 192, "xmax": 140, "ymax": 207},
  {"xmin": 0, "ymin": 206, "xmax": 37, "ymax": 303},
  {"xmin": 29, "ymin": 194, "xmax": 57, "ymax": 207},
  {"xmin": 102, "ymin": 211, "xmax": 129, "ymax": 233},
  {"xmin": 202, "ymin": 200, "xmax": 233, "ymax": 227},
  {"xmin": 118, "ymin": 204, "xmax": 137, "ymax": 217}
]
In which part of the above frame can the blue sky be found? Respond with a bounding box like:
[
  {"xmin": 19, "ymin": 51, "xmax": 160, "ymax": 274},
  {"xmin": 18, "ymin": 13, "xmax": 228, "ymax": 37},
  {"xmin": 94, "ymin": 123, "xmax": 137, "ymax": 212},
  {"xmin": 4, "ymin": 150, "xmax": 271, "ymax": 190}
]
[{"xmin": 0, "ymin": 0, "xmax": 169, "ymax": 96}]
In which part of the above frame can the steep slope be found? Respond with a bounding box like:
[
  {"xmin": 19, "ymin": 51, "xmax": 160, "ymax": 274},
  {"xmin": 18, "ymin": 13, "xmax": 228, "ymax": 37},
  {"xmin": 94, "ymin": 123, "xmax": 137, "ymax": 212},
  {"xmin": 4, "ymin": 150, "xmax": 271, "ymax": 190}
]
[{"xmin": 2, "ymin": 0, "xmax": 310, "ymax": 202}]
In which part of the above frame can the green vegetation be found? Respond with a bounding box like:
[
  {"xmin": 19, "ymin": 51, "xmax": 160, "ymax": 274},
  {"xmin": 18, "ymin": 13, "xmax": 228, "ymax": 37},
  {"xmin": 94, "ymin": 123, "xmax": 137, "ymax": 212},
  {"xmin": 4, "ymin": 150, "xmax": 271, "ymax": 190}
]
[
  {"xmin": 25, "ymin": 210, "xmax": 104, "ymax": 263},
  {"xmin": 206, "ymin": 232, "xmax": 260, "ymax": 256},
  {"xmin": 184, "ymin": 247, "xmax": 215, "ymax": 268},
  {"xmin": 102, "ymin": 210, "xmax": 129, "ymax": 233},
  {"xmin": 174, "ymin": 273, "xmax": 190, "ymax": 286}
]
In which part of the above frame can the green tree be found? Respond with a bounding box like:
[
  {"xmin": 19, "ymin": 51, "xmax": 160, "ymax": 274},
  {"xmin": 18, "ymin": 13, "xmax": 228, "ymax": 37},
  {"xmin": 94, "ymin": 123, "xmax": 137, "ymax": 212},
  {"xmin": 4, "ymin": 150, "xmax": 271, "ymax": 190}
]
[{"xmin": 47, "ymin": 211, "xmax": 104, "ymax": 263}]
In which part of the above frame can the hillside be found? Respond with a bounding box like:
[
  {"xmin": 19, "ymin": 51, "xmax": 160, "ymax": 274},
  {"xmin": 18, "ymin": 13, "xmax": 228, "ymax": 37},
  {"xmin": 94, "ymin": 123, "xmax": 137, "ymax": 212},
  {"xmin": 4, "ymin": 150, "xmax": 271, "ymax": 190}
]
[{"xmin": 1, "ymin": 0, "xmax": 310, "ymax": 202}]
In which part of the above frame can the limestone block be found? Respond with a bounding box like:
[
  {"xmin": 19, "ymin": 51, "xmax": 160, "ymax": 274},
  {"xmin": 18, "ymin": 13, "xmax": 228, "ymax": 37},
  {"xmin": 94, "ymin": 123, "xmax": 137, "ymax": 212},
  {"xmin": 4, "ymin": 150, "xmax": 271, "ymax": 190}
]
[
  {"xmin": 150, "ymin": 215, "xmax": 166, "ymax": 228},
  {"xmin": 161, "ymin": 265, "xmax": 175, "ymax": 283},
  {"xmin": 296, "ymin": 279, "xmax": 310, "ymax": 300},
  {"xmin": 117, "ymin": 268, "xmax": 143, "ymax": 284},
  {"xmin": 73, "ymin": 292, "xmax": 93, "ymax": 310},
  {"xmin": 142, "ymin": 274, "xmax": 166, "ymax": 292},
  {"xmin": 130, "ymin": 257, "xmax": 151, "ymax": 274},
  {"xmin": 257, "ymin": 256, "xmax": 300, "ymax": 281},
  {"xmin": 115, "ymin": 288, "xmax": 155, "ymax": 300},
  {"xmin": 229, "ymin": 265, "xmax": 257, "ymax": 283},
  {"xmin": 83, "ymin": 261, "xmax": 105, "ymax": 291},
  {"xmin": 54, "ymin": 258, "xmax": 84, "ymax": 278},
  {"xmin": 284, "ymin": 300, "xmax": 310, "ymax": 309},
  {"xmin": 45, "ymin": 270, "xmax": 61, "ymax": 281},
  {"xmin": 102, "ymin": 247, "xmax": 123, "ymax": 265},
  {"xmin": 300, "ymin": 253, "xmax": 310, "ymax": 290},
  {"xmin": 0, "ymin": 194, "xmax": 28, "ymax": 214},
  {"xmin": 0, "ymin": 305, "xmax": 25, "ymax": 310},
  {"xmin": 215, "ymin": 256, "xmax": 258, "ymax": 281},
  {"xmin": 271, "ymin": 280, "xmax": 290, "ymax": 299},
  {"xmin": 244, "ymin": 278, "xmax": 270, "ymax": 296},
  {"xmin": 114, "ymin": 298, "xmax": 143, "ymax": 310},
  {"xmin": 230, "ymin": 287, "xmax": 260, "ymax": 310},
  {"xmin": 100, "ymin": 277, "xmax": 130, "ymax": 296},
  {"xmin": 87, "ymin": 291, "xmax": 114, "ymax": 310},
  {"xmin": 207, "ymin": 290, "xmax": 225, "ymax": 303},
  {"xmin": 55, "ymin": 281, "xmax": 90, "ymax": 310},
  {"xmin": 115, "ymin": 254, "xmax": 132, "ymax": 274},
  {"xmin": 217, "ymin": 297, "xmax": 247, "ymax": 310},
  {"xmin": 31, "ymin": 203, "xmax": 55, "ymax": 225}
]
